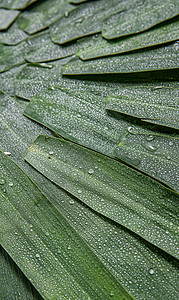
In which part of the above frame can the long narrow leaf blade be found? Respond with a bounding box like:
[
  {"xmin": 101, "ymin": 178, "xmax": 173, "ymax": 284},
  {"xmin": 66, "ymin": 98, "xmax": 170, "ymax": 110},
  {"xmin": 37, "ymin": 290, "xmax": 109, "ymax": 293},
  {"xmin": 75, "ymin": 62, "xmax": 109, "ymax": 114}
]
[
  {"xmin": 0, "ymin": 22, "xmax": 28, "ymax": 45},
  {"xmin": 0, "ymin": 41, "xmax": 26, "ymax": 73},
  {"xmin": 114, "ymin": 133, "xmax": 179, "ymax": 193},
  {"xmin": 1, "ymin": 93, "xmax": 179, "ymax": 300},
  {"xmin": 102, "ymin": 0, "xmax": 179, "ymax": 39},
  {"xmin": 15, "ymin": 61, "xmax": 172, "ymax": 100},
  {"xmin": 24, "ymin": 31, "xmax": 77, "ymax": 63},
  {"xmin": 25, "ymin": 135, "xmax": 179, "ymax": 259},
  {"xmin": 0, "ymin": 0, "xmax": 39, "ymax": 10},
  {"xmin": 62, "ymin": 42, "xmax": 179, "ymax": 75},
  {"xmin": 105, "ymin": 85, "xmax": 179, "ymax": 130},
  {"xmin": 49, "ymin": 0, "xmax": 131, "ymax": 44},
  {"xmin": 23, "ymin": 86, "xmax": 179, "ymax": 164},
  {"xmin": 77, "ymin": 19, "xmax": 179, "ymax": 60},
  {"xmin": 17, "ymin": 0, "xmax": 74, "ymax": 34},
  {"xmin": 0, "ymin": 246, "xmax": 43, "ymax": 300},
  {"xmin": 0, "ymin": 151, "xmax": 132, "ymax": 300},
  {"xmin": 0, "ymin": 9, "xmax": 19, "ymax": 30}
]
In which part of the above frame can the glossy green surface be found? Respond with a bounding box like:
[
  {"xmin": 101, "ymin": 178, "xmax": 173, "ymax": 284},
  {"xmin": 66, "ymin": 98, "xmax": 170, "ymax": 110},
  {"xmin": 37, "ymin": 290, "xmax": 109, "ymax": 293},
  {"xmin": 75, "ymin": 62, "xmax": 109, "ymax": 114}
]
[
  {"xmin": 114, "ymin": 132, "xmax": 179, "ymax": 193},
  {"xmin": 77, "ymin": 19, "xmax": 179, "ymax": 60},
  {"xmin": 106, "ymin": 85, "xmax": 179, "ymax": 130},
  {"xmin": 0, "ymin": 8, "xmax": 19, "ymax": 30},
  {"xmin": 25, "ymin": 135, "xmax": 179, "ymax": 258},
  {"xmin": 0, "ymin": 41, "xmax": 26, "ymax": 73},
  {"xmin": 23, "ymin": 86, "xmax": 179, "ymax": 188},
  {"xmin": 0, "ymin": 0, "xmax": 38, "ymax": 9},
  {"xmin": 1, "ymin": 1, "xmax": 179, "ymax": 299},
  {"xmin": 1, "ymin": 88, "xmax": 179, "ymax": 300},
  {"xmin": 0, "ymin": 22, "xmax": 28, "ymax": 45},
  {"xmin": 50, "ymin": 0, "xmax": 133, "ymax": 44},
  {"xmin": 0, "ymin": 246, "xmax": 43, "ymax": 300},
  {"xmin": 17, "ymin": 0, "xmax": 74, "ymax": 34},
  {"xmin": 102, "ymin": 0, "xmax": 179, "ymax": 39},
  {"xmin": 62, "ymin": 42, "xmax": 179, "ymax": 75},
  {"xmin": 15, "ymin": 60, "xmax": 163, "ymax": 100},
  {"xmin": 24, "ymin": 30, "xmax": 77, "ymax": 63},
  {"xmin": 0, "ymin": 150, "xmax": 131, "ymax": 300},
  {"xmin": 0, "ymin": 65, "xmax": 25, "ymax": 95}
]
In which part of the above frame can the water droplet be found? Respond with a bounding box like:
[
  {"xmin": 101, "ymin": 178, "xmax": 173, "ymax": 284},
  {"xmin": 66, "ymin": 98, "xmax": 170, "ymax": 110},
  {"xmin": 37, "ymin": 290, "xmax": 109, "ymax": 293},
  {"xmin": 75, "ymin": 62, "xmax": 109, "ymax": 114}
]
[
  {"xmin": 149, "ymin": 268, "xmax": 154, "ymax": 275},
  {"xmin": 14, "ymin": 232, "xmax": 18, "ymax": 235},
  {"xmin": 0, "ymin": 178, "xmax": 5, "ymax": 185},
  {"xmin": 67, "ymin": 245, "xmax": 71, "ymax": 250},
  {"xmin": 110, "ymin": 291, "xmax": 114, "ymax": 296},
  {"xmin": 49, "ymin": 151, "xmax": 54, "ymax": 155},
  {"xmin": 169, "ymin": 141, "xmax": 173, "ymax": 146},
  {"xmin": 69, "ymin": 200, "xmax": 75, "ymax": 205},
  {"xmin": 36, "ymin": 254, "xmax": 40, "ymax": 258},
  {"xmin": 77, "ymin": 189, "xmax": 82, "ymax": 194},
  {"xmin": 127, "ymin": 126, "xmax": 134, "ymax": 133},
  {"xmin": 75, "ymin": 17, "xmax": 84, "ymax": 24},
  {"xmin": 152, "ymin": 86, "xmax": 163, "ymax": 90},
  {"xmin": 65, "ymin": 11, "xmax": 68, "ymax": 17},
  {"xmin": 8, "ymin": 182, "xmax": 13, "ymax": 187},
  {"xmin": 4, "ymin": 152, "xmax": 11, "ymax": 156},
  {"xmin": 174, "ymin": 42, "xmax": 179, "ymax": 50},
  {"xmin": 143, "ymin": 143, "xmax": 157, "ymax": 152},
  {"xmin": 88, "ymin": 169, "xmax": 94, "ymax": 175},
  {"xmin": 146, "ymin": 135, "xmax": 154, "ymax": 141}
]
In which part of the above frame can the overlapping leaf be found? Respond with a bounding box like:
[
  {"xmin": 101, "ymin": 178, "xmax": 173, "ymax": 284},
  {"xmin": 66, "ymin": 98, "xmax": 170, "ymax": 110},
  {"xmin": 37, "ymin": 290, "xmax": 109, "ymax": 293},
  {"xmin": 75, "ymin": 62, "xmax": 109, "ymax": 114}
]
[
  {"xmin": 17, "ymin": 0, "xmax": 74, "ymax": 34},
  {"xmin": 24, "ymin": 31, "xmax": 77, "ymax": 63},
  {"xmin": 0, "ymin": 65, "xmax": 25, "ymax": 95},
  {"xmin": 0, "ymin": 41, "xmax": 26, "ymax": 72},
  {"xmin": 25, "ymin": 135, "xmax": 179, "ymax": 259},
  {"xmin": 102, "ymin": 0, "xmax": 179, "ymax": 39},
  {"xmin": 0, "ymin": 246, "xmax": 42, "ymax": 300},
  {"xmin": 0, "ymin": 9, "xmax": 19, "ymax": 30},
  {"xmin": 1, "ymin": 94, "xmax": 179, "ymax": 299},
  {"xmin": 62, "ymin": 42, "xmax": 179, "ymax": 75},
  {"xmin": 15, "ymin": 61, "xmax": 162, "ymax": 100},
  {"xmin": 105, "ymin": 85, "xmax": 179, "ymax": 130},
  {"xmin": 0, "ymin": 151, "xmax": 130, "ymax": 300},
  {"xmin": 77, "ymin": 19, "xmax": 179, "ymax": 60},
  {"xmin": 50, "ymin": 0, "xmax": 135, "ymax": 44},
  {"xmin": 0, "ymin": 0, "xmax": 39, "ymax": 10},
  {"xmin": 114, "ymin": 132, "xmax": 179, "ymax": 193},
  {"xmin": 0, "ymin": 22, "xmax": 28, "ymax": 45}
]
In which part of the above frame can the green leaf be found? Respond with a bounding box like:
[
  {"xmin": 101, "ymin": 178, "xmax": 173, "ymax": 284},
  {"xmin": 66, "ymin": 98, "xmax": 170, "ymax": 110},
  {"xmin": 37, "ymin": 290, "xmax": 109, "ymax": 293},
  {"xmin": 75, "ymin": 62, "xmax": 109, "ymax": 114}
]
[
  {"xmin": 102, "ymin": 0, "xmax": 179, "ymax": 39},
  {"xmin": 0, "ymin": 246, "xmax": 43, "ymax": 300},
  {"xmin": 0, "ymin": 65, "xmax": 25, "ymax": 95},
  {"xmin": 0, "ymin": 9, "xmax": 20, "ymax": 30},
  {"xmin": 114, "ymin": 132, "xmax": 179, "ymax": 193},
  {"xmin": 25, "ymin": 134, "xmax": 179, "ymax": 259},
  {"xmin": 62, "ymin": 42, "xmax": 179, "ymax": 75},
  {"xmin": 49, "ymin": 0, "xmax": 134, "ymax": 44},
  {"xmin": 0, "ymin": 41, "xmax": 26, "ymax": 73},
  {"xmin": 68, "ymin": 0, "xmax": 88, "ymax": 3},
  {"xmin": 105, "ymin": 85, "xmax": 179, "ymax": 130},
  {"xmin": 15, "ymin": 60, "xmax": 163, "ymax": 100},
  {"xmin": 24, "ymin": 30, "xmax": 77, "ymax": 63},
  {"xmin": 17, "ymin": 0, "xmax": 74, "ymax": 34},
  {"xmin": 22, "ymin": 86, "xmax": 144, "ymax": 156},
  {"xmin": 0, "ymin": 151, "xmax": 133, "ymax": 300},
  {"xmin": 0, "ymin": 0, "xmax": 39, "ymax": 10},
  {"xmin": 77, "ymin": 19, "xmax": 179, "ymax": 60},
  {"xmin": 1, "ymin": 93, "xmax": 179, "ymax": 300},
  {"xmin": 0, "ymin": 22, "xmax": 28, "ymax": 45}
]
